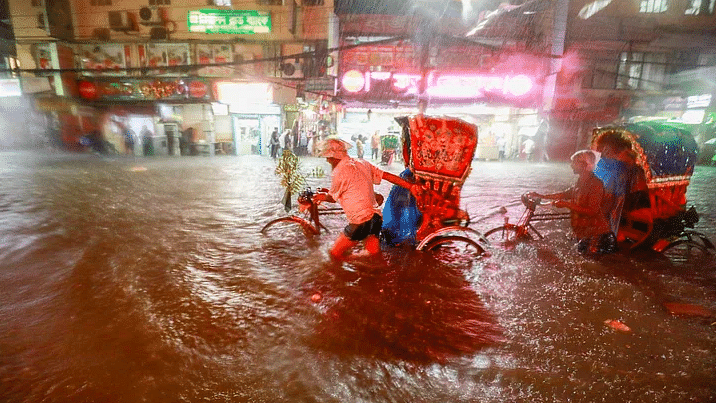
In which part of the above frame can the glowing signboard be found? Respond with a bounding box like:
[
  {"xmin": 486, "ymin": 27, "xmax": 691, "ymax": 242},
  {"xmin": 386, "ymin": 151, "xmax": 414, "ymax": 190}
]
[
  {"xmin": 687, "ymin": 94, "xmax": 711, "ymax": 108},
  {"xmin": 215, "ymin": 82, "xmax": 272, "ymax": 104},
  {"xmin": 77, "ymin": 78, "xmax": 211, "ymax": 101},
  {"xmin": 341, "ymin": 70, "xmax": 366, "ymax": 93},
  {"xmin": 187, "ymin": 10, "xmax": 271, "ymax": 34},
  {"xmin": 340, "ymin": 70, "xmax": 535, "ymax": 100}
]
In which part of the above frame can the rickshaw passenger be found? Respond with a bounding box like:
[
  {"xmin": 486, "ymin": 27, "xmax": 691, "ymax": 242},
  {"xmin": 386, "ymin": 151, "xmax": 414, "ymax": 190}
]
[
  {"xmin": 380, "ymin": 125, "xmax": 422, "ymax": 247},
  {"xmin": 530, "ymin": 150, "xmax": 616, "ymax": 254},
  {"xmin": 593, "ymin": 133, "xmax": 649, "ymax": 239}
]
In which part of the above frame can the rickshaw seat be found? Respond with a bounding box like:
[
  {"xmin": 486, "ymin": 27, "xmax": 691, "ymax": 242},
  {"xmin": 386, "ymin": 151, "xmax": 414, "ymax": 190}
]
[
  {"xmin": 618, "ymin": 208, "xmax": 653, "ymax": 245},
  {"xmin": 625, "ymin": 207, "xmax": 652, "ymax": 222}
]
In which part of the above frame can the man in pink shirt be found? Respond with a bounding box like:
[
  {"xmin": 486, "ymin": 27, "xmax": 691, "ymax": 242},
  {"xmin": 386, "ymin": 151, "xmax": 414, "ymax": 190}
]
[{"xmin": 313, "ymin": 138, "xmax": 419, "ymax": 261}]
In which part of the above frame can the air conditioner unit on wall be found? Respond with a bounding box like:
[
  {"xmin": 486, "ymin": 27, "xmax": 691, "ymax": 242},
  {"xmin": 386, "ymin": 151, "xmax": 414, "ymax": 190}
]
[
  {"xmin": 138, "ymin": 7, "xmax": 165, "ymax": 26},
  {"xmin": 92, "ymin": 28, "xmax": 111, "ymax": 41},
  {"xmin": 149, "ymin": 27, "xmax": 168, "ymax": 40},
  {"xmin": 108, "ymin": 11, "xmax": 136, "ymax": 31},
  {"xmin": 281, "ymin": 62, "xmax": 303, "ymax": 79},
  {"xmin": 36, "ymin": 12, "xmax": 47, "ymax": 29}
]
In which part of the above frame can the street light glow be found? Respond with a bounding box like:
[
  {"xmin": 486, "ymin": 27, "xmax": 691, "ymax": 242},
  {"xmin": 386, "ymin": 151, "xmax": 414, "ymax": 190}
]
[{"xmin": 504, "ymin": 75, "xmax": 533, "ymax": 97}]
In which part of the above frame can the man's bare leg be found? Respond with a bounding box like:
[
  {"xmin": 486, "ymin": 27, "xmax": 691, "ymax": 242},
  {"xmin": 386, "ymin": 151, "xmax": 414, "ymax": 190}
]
[
  {"xmin": 363, "ymin": 235, "xmax": 381, "ymax": 257},
  {"xmin": 329, "ymin": 233, "xmax": 357, "ymax": 261},
  {"xmin": 347, "ymin": 235, "xmax": 387, "ymax": 267}
]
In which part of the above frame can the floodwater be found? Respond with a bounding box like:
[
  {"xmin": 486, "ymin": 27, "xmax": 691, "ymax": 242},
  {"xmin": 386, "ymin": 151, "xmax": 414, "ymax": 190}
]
[{"xmin": 1, "ymin": 150, "xmax": 715, "ymax": 403}]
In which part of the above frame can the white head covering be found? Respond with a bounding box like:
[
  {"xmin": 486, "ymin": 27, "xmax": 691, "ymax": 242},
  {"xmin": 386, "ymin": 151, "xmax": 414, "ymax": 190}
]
[{"xmin": 319, "ymin": 138, "xmax": 352, "ymax": 159}]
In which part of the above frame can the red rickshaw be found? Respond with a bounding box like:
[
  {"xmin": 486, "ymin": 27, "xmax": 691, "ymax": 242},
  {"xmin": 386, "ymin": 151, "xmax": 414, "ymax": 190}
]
[
  {"xmin": 261, "ymin": 115, "xmax": 489, "ymax": 260},
  {"xmin": 591, "ymin": 122, "xmax": 714, "ymax": 259},
  {"xmin": 484, "ymin": 121, "xmax": 715, "ymax": 264}
]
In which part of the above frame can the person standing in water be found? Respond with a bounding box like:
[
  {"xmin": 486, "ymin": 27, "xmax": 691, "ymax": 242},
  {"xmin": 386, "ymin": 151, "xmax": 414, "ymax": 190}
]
[
  {"xmin": 312, "ymin": 138, "xmax": 421, "ymax": 262},
  {"xmin": 530, "ymin": 150, "xmax": 616, "ymax": 254}
]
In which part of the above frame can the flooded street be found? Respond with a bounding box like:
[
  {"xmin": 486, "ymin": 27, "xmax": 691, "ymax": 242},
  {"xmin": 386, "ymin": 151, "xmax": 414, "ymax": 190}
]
[{"xmin": 1, "ymin": 150, "xmax": 715, "ymax": 403}]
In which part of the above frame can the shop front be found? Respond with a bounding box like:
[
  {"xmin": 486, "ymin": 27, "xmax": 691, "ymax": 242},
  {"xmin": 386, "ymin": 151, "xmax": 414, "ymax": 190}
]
[
  {"xmin": 34, "ymin": 95, "xmax": 100, "ymax": 152},
  {"xmin": 338, "ymin": 103, "xmax": 541, "ymax": 162},
  {"xmin": 673, "ymin": 66, "xmax": 716, "ymax": 161},
  {"xmin": 230, "ymin": 109, "xmax": 281, "ymax": 155},
  {"xmin": 77, "ymin": 77, "xmax": 213, "ymax": 156},
  {"xmin": 214, "ymin": 81, "xmax": 294, "ymax": 156},
  {"xmin": 336, "ymin": 42, "xmax": 545, "ymax": 161}
]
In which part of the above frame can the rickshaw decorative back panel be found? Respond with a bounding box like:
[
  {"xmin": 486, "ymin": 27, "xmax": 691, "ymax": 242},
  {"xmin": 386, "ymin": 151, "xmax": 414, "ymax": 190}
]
[
  {"xmin": 405, "ymin": 115, "xmax": 478, "ymax": 183},
  {"xmin": 626, "ymin": 122, "xmax": 698, "ymax": 184},
  {"xmin": 396, "ymin": 115, "xmax": 478, "ymax": 241},
  {"xmin": 380, "ymin": 134, "xmax": 399, "ymax": 151}
]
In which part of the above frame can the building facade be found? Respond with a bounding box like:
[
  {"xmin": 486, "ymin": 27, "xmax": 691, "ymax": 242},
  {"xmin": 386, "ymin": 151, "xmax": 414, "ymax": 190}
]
[
  {"xmin": 7, "ymin": 0, "xmax": 335, "ymax": 155},
  {"xmin": 333, "ymin": 0, "xmax": 563, "ymax": 161},
  {"xmin": 333, "ymin": 0, "xmax": 716, "ymax": 161},
  {"xmin": 5, "ymin": 0, "xmax": 715, "ymax": 159},
  {"xmin": 551, "ymin": 0, "xmax": 716, "ymax": 158}
]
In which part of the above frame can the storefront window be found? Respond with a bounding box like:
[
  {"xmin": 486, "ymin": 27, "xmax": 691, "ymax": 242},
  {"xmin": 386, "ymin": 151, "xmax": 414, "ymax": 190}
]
[{"xmin": 640, "ymin": 0, "xmax": 668, "ymax": 13}]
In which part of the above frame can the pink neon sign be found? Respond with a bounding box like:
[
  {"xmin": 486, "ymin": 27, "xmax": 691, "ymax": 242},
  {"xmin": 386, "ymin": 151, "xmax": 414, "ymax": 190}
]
[{"xmin": 341, "ymin": 70, "xmax": 535, "ymax": 99}]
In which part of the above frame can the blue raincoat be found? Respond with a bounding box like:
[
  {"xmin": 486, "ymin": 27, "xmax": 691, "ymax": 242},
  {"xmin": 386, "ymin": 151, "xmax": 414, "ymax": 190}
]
[
  {"xmin": 381, "ymin": 168, "xmax": 422, "ymax": 247},
  {"xmin": 593, "ymin": 157, "xmax": 644, "ymax": 236}
]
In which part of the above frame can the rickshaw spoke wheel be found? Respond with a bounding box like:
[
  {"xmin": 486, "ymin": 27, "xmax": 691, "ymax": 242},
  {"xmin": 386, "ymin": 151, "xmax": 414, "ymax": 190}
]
[
  {"xmin": 661, "ymin": 238, "xmax": 715, "ymax": 270},
  {"xmin": 424, "ymin": 236, "xmax": 486, "ymax": 267},
  {"xmin": 484, "ymin": 225, "xmax": 532, "ymax": 249},
  {"xmin": 261, "ymin": 217, "xmax": 318, "ymax": 240}
]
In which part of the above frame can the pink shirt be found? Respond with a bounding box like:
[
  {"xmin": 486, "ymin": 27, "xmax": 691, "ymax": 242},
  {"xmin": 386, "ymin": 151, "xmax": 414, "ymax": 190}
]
[{"xmin": 329, "ymin": 157, "xmax": 384, "ymax": 224}]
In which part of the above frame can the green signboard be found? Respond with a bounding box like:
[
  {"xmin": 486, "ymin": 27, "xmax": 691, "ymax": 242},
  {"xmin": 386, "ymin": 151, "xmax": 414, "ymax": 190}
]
[{"xmin": 187, "ymin": 10, "xmax": 271, "ymax": 34}]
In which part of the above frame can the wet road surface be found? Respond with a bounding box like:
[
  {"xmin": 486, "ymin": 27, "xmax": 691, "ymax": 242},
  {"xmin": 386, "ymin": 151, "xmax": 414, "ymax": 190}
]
[{"xmin": 1, "ymin": 150, "xmax": 715, "ymax": 402}]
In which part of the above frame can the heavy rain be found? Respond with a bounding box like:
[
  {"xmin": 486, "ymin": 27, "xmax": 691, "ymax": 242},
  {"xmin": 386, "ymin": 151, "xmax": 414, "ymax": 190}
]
[{"xmin": 1, "ymin": 0, "xmax": 715, "ymax": 402}]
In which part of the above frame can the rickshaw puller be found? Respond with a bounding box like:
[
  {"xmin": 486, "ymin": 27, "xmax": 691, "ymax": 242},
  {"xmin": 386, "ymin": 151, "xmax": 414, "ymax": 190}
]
[
  {"xmin": 312, "ymin": 138, "xmax": 422, "ymax": 261},
  {"xmin": 530, "ymin": 150, "xmax": 617, "ymax": 255}
]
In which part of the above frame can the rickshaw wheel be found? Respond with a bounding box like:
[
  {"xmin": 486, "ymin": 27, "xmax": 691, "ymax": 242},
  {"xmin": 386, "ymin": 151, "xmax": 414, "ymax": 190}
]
[
  {"xmin": 484, "ymin": 225, "xmax": 533, "ymax": 249},
  {"xmin": 261, "ymin": 216, "xmax": 319, "ymax": 240},
  {"xmin": 661, "ymin": 238, "xmax": 715, "ymax": 269},
  {"xmin": 423, "ymin": 235, "xmax": 486, "ymax": 266}
]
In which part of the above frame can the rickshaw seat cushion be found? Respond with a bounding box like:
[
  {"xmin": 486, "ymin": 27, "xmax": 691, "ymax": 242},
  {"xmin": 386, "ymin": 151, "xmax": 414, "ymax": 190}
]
[{"xmin": 618, "ymin": 208, "xmax": 653, "ymax": 244}]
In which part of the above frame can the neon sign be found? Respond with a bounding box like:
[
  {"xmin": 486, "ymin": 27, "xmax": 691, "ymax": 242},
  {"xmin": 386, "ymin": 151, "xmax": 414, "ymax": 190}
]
[
  {"xmin": 341, "ymin": 70, "xmax": 365, "ymax": 93},
  {"xmin": 341, "ymin": 70, "xmax": 535, "ymax": 100}
]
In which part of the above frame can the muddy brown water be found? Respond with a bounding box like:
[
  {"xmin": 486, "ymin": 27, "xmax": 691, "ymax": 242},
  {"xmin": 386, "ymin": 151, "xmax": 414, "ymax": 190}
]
[{"xmin": 1, "ymin": 150, "xmax": 714, "ymax": 402}]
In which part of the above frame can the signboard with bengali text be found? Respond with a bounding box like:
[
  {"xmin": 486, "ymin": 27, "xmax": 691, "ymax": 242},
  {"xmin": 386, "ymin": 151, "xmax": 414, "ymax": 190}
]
[
  {"xmin": 0, "ymin": 79, "xmax": 22, "ymax": 97},
  {"xmin": 188, "ymin": 10, "xmax": 271, "ymax": 34},
  {"xmin": 78, "ymin": 44, "xmax": 130, "ymax": 76},
  {"xmin": 77, "ymin": 78, "xmax": 212, "ymax": 102}
]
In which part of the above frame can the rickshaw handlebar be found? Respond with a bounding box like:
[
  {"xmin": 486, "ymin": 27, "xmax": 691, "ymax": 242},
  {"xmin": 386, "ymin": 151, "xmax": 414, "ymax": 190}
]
[
  {"xmin": 297, "ymin": 187, "xmax": 382, "ymax": 208},
  {"xmin": 297, "ymin": 187, "xmax": 328, "ymax": 205}
]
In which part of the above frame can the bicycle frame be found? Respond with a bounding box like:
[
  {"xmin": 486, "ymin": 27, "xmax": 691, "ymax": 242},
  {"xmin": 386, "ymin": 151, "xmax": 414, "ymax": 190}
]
[
  {"xmin": 486, "ymin": 194, "xmax": 570, "ymax": 243},
  {"xmin": 261, "ymin": 188, "xmax": 342, "ymax": 237},
  {"xmin": 300, "ymin": 188, "xmax": 343, "ymax": 234}
]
